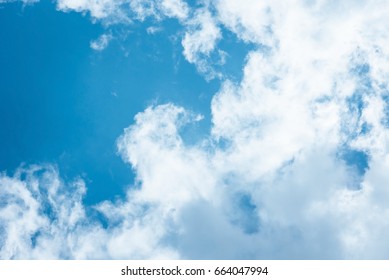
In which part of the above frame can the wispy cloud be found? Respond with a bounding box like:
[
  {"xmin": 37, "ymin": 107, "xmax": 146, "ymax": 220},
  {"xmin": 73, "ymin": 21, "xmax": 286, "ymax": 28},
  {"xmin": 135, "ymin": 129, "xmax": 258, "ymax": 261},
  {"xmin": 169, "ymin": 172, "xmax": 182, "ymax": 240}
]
[
  {"xmin": 90, "ymin": 33, "xmax": 112, "ymax": 51},
  {"xmin": 55, "ymin": 0, "xmax": 189, "ymax": 23}
]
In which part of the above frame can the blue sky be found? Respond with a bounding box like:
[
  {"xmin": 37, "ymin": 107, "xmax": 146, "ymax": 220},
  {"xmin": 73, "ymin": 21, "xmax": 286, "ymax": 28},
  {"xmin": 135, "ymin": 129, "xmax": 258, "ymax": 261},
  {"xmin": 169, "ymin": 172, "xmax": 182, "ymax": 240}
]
[{"xmin": 1, "ymin": 0, "xmax": 389, "ymax": 259}]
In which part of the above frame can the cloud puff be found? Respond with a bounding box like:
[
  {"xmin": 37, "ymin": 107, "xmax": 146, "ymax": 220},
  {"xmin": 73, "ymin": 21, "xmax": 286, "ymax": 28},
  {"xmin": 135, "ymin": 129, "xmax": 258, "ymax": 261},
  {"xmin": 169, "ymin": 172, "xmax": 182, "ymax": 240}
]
[
  {"xmin": 181, "ymin": 7, "xmax": 222, "ymax": 78},
  {"xmin": 3, "ymin": 0, "xmax": 389, "ymax": 259},
  {"xmin": 56, "ymin": 0, "xmax": 126, "ymax": 21},
  {"xmin": 159, "ymin": 0, "xmax": 189, "ymax": 20},
  {"xmin": 90, "ymin": 33, "xmax": 112, "ymax": 51}
]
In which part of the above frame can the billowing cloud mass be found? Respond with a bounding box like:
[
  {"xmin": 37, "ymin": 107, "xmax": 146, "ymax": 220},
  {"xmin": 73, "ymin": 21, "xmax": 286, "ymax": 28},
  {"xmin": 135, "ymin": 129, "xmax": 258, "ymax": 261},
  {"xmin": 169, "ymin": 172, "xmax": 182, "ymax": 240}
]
[{"xmin": 2, "ymin": 0, "xmax": 389, "ymax": 259}]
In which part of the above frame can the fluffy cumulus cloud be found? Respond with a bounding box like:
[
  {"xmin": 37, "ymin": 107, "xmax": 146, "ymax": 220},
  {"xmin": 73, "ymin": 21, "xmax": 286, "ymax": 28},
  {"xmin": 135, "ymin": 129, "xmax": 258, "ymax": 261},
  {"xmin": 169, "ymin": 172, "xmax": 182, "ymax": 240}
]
[{"xmin": 3, "ymin": 0, "xmax": 389, "ymax": 259}]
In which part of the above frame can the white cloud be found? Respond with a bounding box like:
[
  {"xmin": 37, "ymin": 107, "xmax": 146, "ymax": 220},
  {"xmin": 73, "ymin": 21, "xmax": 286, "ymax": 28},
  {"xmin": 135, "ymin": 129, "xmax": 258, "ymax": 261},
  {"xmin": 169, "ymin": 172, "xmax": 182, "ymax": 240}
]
[
  {"xmin": 213, "ymin": 0, "xmax": 274, "ymax": 45},
  {"xmin": 181, "ymin": 7, "xmax": 222, "ymax": 78},
  {"xmin": 0, "ymin": 165, "xmax": 179, "ymax": 259},
  {"xmin": 90, "ymin": 33, "xmax": 112, "ymax": 51},
  {"xmin": 56, "ymin": 0, "xmax": 125, "ymax": 21},
  {"xmin": 116, "ymin": 104, "xmax": 212, "ymax": 207},
  {"xmin": 128, "ymin": 0, "xmax": 158, "ymax": 21},
  {"xmin": 159, "ymin": 0, "xmax": 189, "ymax": 20},
  {"xmin": 0, "ymin": 165, "xmax": 87, "ymax": 259}
]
